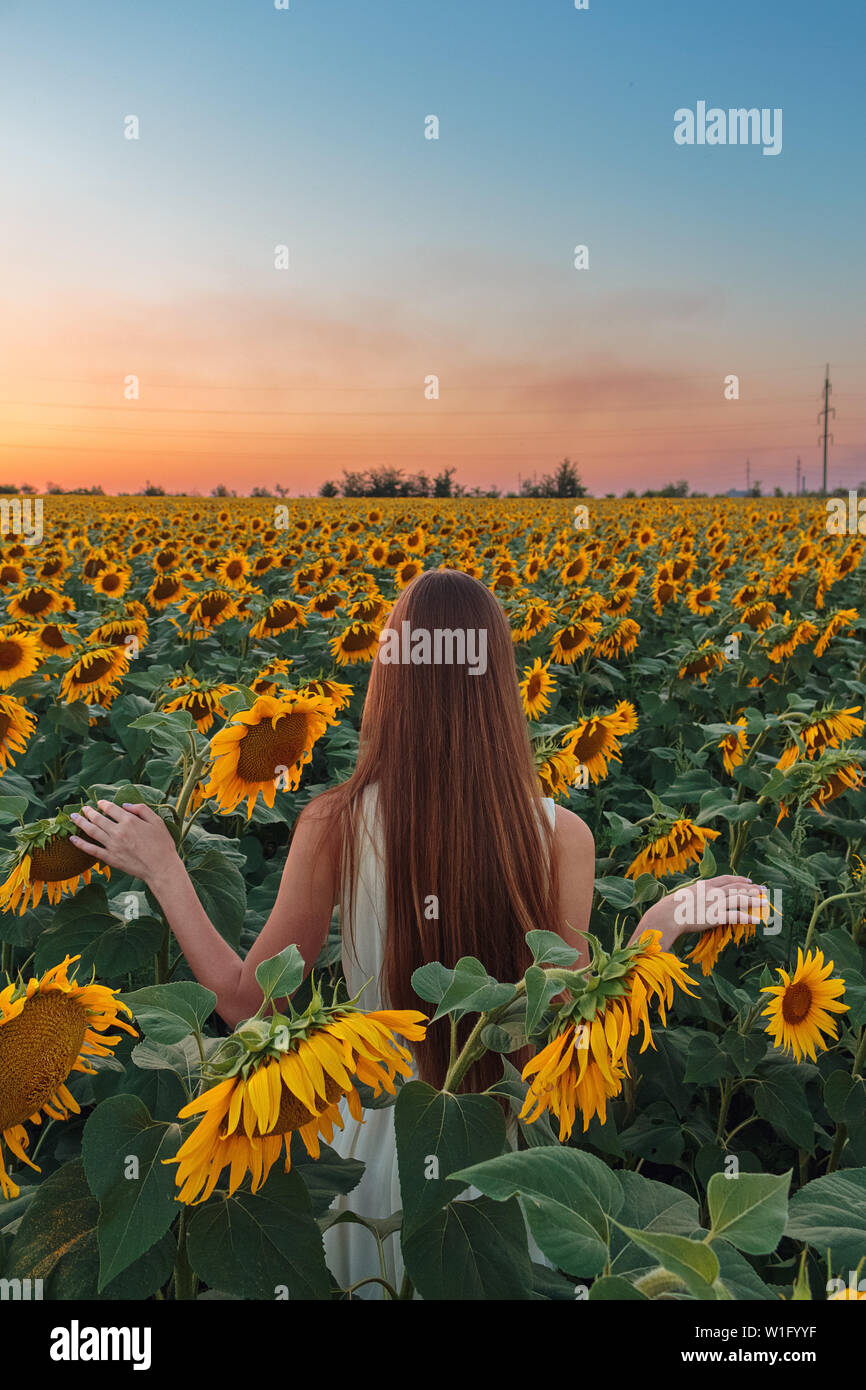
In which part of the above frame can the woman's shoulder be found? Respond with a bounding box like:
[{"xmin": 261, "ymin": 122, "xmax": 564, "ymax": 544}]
[{"xmin": 550, "ymin": 802, "xmax": 594, "ymax": 852}]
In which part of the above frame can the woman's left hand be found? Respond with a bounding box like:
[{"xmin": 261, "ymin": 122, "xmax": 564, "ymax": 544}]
[{"xmin": 69, "ymin": 801, "xmax": 179, "ymax": 885}]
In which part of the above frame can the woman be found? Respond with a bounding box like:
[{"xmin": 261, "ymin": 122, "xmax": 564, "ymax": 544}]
[{"xmin": 69, "ymin": 569, "xmax": 766, "ymax": 1295}]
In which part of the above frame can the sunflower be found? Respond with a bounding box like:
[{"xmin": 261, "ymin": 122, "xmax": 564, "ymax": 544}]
[
  {"xmin": 549, "ymin": 618, "xmax": 602, "ymax": 664},
  {"xmin": 249, "ymin": 599, "xmax": 306, "ymax": 640},
  {"xmin": 560, "ymin": 550, "xmax": 591, "ymax": 586},
  {"xmin": 394, "ymin": 560, "xmax": 424, "ymax": 589},
  {"xmin": 776, "ymin": 707, "xmax": 865, "ymax": 772},
  {"xmin": 59, "ymin": 645, "xmax": 129, "ymax": 705},
  {"xmin": 146, "ymin": 573, "xmax": 188, "ymax": 610},
  {"xmin": 686, "ymin": 582, "xmax": 720, "ymax": 616},
  {"xmin": 250, "ymin": 657, "xmax": 295, "ymax": 697},
  {"xmin": 593, "ymin": 616, "xmax": 640, "ymax": 658},
  {"xmin": 519, "ymin": 658, "xmax": 556, "ymax": 719},
  {"xmin": 719, "ymin": 717, "xmax": 749, "ymax": 775},
  {"xmin": 0, "ymin": 815, "xmax": 109, "ymax": 915},
  {"xmin": 215, "ymin": 553, "xmax": 251, "ymax": 589},
  {"xmin": 764, "ymin": 612, "xmax": 820, "ymax": 664},
  {"xmin": 512, "ymin": 600, "xmax": 555, "ymax": 642},
  {"xmin": 0, "ymin": 955, "xmax": 137, "ymax": 1198},
  {"xmin": 814, "ymin": 608, "xmax": 859, "ymax": 658},
  {"xmin": 0, "ymin": 563, "xmax": 25, "ymax": 589},
  {"xmin": 519, "ymin": 929, "xmax": 696, "ymax": 1137},
  {"xmin": 678, "ymin": 640, "xmax": 726, "ymax": 684},
  {"xmin": 33, "ymin": 621, "xmax": 78, "ymax": 658},
  {"xmin": 560, "ymin": 712, "xmax": 625, "ymax": 785},
  {"xmin": 164, "ymin": 993, "xmax": 427, "ymax": 1205},
  {"xmin": 92, "ymin": 568, "xmax": 131, "ymax": 599},
  {"xmin": 760, "ymin": 948, "xmax": 848, "ymax": 1064},
  {"xmin": 300, "ymin": 677, "xmax": 354, "ymax": 711},
  {"xmin": 183, "ymin": 589, "xmax": 239, "ymax": 636},
  {"xmin": 625, "ymin": 819, "xmax": 721, "ymax": 880},
  {"xmin": 204, "ymin": 693, "xmax": 339, "ymax": 816},
  {"xmin": 164, "ymin": 678, "xmax": 235, "ymax": 733},
  {"xmin": 89, "ymin": 615, "xmax": 149, "ymax": 650},
  {"xmin": 536, "ymin": 749, "xmax": 582, "ymax": 799},
  {"xmin": 0, "ymin": 628, "xmax": 41, "ymax": 688},
  {"xmin": 6, "ymin": 586, "xmax": 69, "ymax": 622},
  {"xmin": 0, "ymin": 695, "xmax": 36, "ymax": 774},
  {"xmin": 348, "ymin": 594, "xmax": 389, "ymax": 625},
  {"xmin": 330, "ymin": 620, "xmax": 381, "ymax": 666}
]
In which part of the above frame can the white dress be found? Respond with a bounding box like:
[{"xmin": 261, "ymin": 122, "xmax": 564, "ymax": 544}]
[{"xmin": 321, "ymin": 784, "xmax": 556, "ymax": 1297}]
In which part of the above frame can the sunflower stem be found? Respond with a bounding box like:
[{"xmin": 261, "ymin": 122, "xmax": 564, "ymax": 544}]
[
  {"xmin": 443, "ymin": 980, "xmax": 527, "ymax": 1094},
  {"xmin": 804, "ymin": 891, "xmax": 864, "ymax": 951},
  {"xmin": 1, "ymin": 940, "xmax": 12, "ymax": 980},
  {"xmin": 172, "ymin": 1207, "xmax": 198, "ymax": 1300},
  {"xmin": 174, "ymin": 747, "xmax": 210, "ymax": 845}
]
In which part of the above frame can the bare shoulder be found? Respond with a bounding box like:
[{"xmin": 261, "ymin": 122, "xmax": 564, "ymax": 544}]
[{"xmin": 552, "ymin": 804, "xmax": 594, "ymax": 856}]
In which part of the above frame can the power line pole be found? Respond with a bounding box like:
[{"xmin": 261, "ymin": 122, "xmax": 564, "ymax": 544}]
[
  {"xmin": 796, "ymin": 456, "xmax": 801, "ymax": 496},
  {"xmin": 817, "ymin": 364, "xmax": 835, "ymax": 495}
]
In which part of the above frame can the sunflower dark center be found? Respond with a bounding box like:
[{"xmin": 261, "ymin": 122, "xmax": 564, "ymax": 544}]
[
  {"xmin": 200, "ymin": 594, "xmax": 229, "ymax": 619},
  {"xmin": 40, "ymin": 625, "xmax": 67, "ymax": 648},
  {"xmin": 235, "ymin": 713, "xmax": 312, "ymax": 782},
  {"xmin": 74, "ymin": 656, "xmax": 112, "ymax": 682},
  {"xmin": 0, "ymin": 992, "xmax": 88, "ymax": 1131},
  {"xmin": 19, "ymin": 589, "xmax": 51, "ymax": 614},
  {"xmin": 0, "ymin": 641, "xmax": 26, "ymax": 670},
  {"xmin": 30, "ymin": 835, "xmax": 101, "ymax": 881},
  {"xmin": 781, "ymin": 980, "xmax": 813, "ymax": 1024},
  {"xmin": 340, "ymin": 626, "xmax": 375, "ymax": 653},
  {"xmin": 101, "ymin": 574, "xmax": 121, "ymax": 592},
  {"xmin": 226, "ymin": 561, "xmax": 243, "ymax": 579},
  {"xmin": 154, "ymin": 577, "xmax": 179, "ymax": 600},
  {"xmin": 266, "ymin": 604, "xmax": 299, "ymax": 630}
]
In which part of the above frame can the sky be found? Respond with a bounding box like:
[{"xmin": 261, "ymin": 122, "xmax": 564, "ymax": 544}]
[{"xmin": 0, "ymin": 0, "xmax": 864, "ymax": 496}]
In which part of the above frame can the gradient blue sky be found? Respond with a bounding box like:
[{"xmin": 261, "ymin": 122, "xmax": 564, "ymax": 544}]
[{"xmin": 0, "ymin": 0, "xmax": 863, "ymax": 494}]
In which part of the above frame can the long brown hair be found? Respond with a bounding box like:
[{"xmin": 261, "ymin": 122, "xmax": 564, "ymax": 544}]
[{"xmin": 327, "ymin": 569, "xmax": 559, "ymax": 1092}]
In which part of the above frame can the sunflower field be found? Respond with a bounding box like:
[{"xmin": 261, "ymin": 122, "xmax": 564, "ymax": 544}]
[{"xmin": 1, "ymin": 494, "xmax": 865, "ymax": 1304}]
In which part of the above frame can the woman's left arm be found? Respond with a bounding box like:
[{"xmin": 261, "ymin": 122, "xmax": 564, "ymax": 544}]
[{"xmin": 69, "ymin": 798, "xmax": 339, "ymax": 1029}]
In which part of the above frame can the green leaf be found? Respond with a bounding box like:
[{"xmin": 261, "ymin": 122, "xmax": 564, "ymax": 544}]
[
  {"xmin": 589, "ymin": 1275, "xmax": 648, "ymax": 1300},
  {"xmin": 395, "ymin": 1081, "xmax": 507, "ymax": 1236},
  {"xmin": 185, "ymin": 848, "xmax": 246, "ymax": 945},
  {"xmin": 525, "ymin": 929, "xmax": 582, "ymax": 966},
  {"xmin": 706, "ymin": 1170, "xmax": 791, "ymax": 1254},
  {"xmin": 684, "ymin": 1033, "xmax": 731, "ymax": 1085},
  {"xmin": 255, "ymin": 943, "xmax": 305, "ymax": 1002},
  {"xmin": 524, "ymin": 964, "xmax": 559, "ymax": 1036},
  {"xmin": 754, "ymin": 1069, "xmax": 815, "ymax": 1149},
  {"xmin": 786, "ymin": 1169, "xmax": 866, "ymax": 1268},
  {"xmin": 594, "ymin": 877, "xmax": 635, "ymax": 909},
  {"xmin": 450, "ymin": 1146, "xmax": 622, "ymax": 1278},
  {"xmin": 287, "ymin": 1136, "xmax": 365, "ymax": 1219},
  {"xmin": 421, "ymin": 956, "xmax": 514, "ymax": 1023},
  {"xmin": 81, "ymin": 1094, "xmax": 182, "ymax": 1289},
  {"xmin": 95, "ymin": 915, "xmax": 164, "ymax": 976},
  {"xmin": 3, "ymin": 1159, "xmax": 174, "ymax": 1299},
  {"xmin": 614, "ymin": 1225, "xmax": 719, "ymax": 1298},
  {"xmin": 186, "ymin": 1168, "xmax": 330, "ymax": 1300},
  {"xmin": 0, "ymin": 794, "xmax": 28, "ymax": 824},
  {"xmin": 118, "ymin": 981, "xmax": 217, "ymax": 1044},
  {"xmin": 723, "ymin": 1029, "xmax": 768, "ymax": 1077},
  {"xmin": 401, "ymin": 1195, "xmax": 533, "ymax": 1300},
  {"xmin": 698, "ymin": 840, "xmax": 717, "ymax": 878}
]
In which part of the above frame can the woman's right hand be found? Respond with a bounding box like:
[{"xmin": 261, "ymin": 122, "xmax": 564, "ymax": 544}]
[
  {"xmin": 633, "ymin": 874, "xmax": 771, "ymax": 953},
  {"xmin": 68, "ymin": 800, "xmax": 180, "ymax": 886}
]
